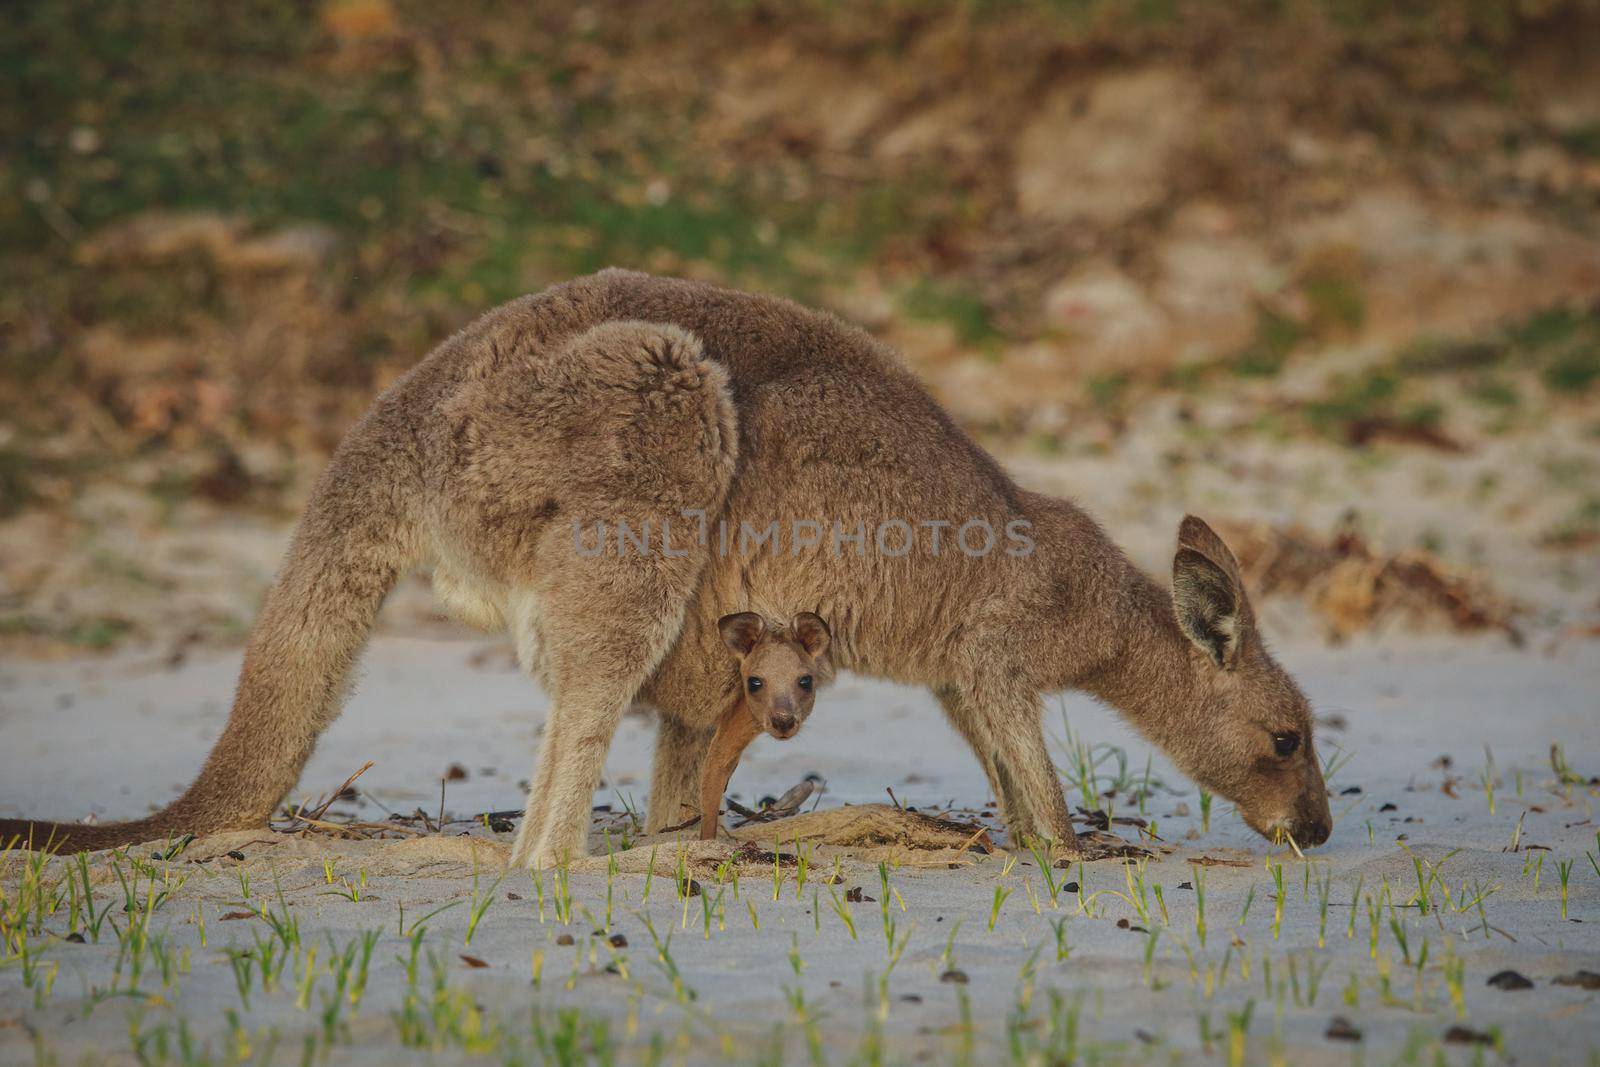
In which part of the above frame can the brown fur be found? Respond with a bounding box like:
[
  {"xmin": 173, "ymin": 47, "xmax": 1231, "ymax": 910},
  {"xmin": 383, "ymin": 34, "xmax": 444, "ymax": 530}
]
[
  {"xmin": 0, "ymin": 270, "xmax": 1332, "ymax": 863},
  {"xmin": 698, "ymin": 613, "xmax": 830, "ymax": 841}
]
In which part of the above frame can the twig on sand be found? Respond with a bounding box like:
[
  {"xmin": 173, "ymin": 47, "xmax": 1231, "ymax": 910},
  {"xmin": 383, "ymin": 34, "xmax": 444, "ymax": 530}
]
[
  {"xmin": 660, "ymin": 813, "xmax": 703, "ymax": 834},
  {"xmin": 1071, "ymin": 831, "xmax": 1152, "ymax": 862},
  {"xmin": 731, "ymin": 780, "xmax": 817, "ymax": 827},
  {"xmin": 957, "ymin": 823, "xmax": 995, "ymax": 855},
  {"xmin": 769, "ymin": 780, "xmax": 816, "ymax": 817},
  {"xmin": 299, "ymin": 761, "xmax": 375, "ymax": 823},
  {"xmin": 471, "ymin": 809, "xmax": 525, "ymax": 823},
  {"xmin": 274, "ymin": 761, "xmax": 379, "ymax": 835},
  {"xmin": 287, "ymin": 816, "xmax": 429, "ymax": 840}
]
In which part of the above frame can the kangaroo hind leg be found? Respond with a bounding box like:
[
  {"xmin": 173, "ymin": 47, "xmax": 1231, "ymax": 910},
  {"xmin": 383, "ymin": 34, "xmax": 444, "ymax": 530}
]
[
  {"xmin": 493, "ymin": 320, "xmax": 738, "ymax": 868},
  {"xmin": 508, "ymin": 558, "xmax": 726, "ymax": 870},
  {"xmin": 507, "ymin": 539, "xmax": 717, "ymax": 868}
]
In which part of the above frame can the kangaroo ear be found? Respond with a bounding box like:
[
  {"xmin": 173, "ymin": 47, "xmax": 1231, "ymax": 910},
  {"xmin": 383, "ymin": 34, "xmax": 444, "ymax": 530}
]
[
  {"xmin": 1177, "ymin": 514, "xmax": 1245, "ymax": 587},
  {"xmin": 717, "ymin": 612, "xmax": 765, "ymax": 658},
  {"xmin": 1173, "ymin": 517, "xmax": 1252, "ymax": 669},
  {"xmin": 792, "ymin": 612, "xmax": 831, "ymax": 659}
]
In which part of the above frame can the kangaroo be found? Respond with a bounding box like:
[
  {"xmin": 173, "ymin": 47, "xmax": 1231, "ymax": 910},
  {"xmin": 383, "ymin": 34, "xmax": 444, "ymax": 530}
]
[
  {"xmin": 0, "ymin": 269, "xmax": 1333, "ymax": 865},
  {"xmin": 698, "ymin": 612, "xmax": 831, "ymax": 841}
]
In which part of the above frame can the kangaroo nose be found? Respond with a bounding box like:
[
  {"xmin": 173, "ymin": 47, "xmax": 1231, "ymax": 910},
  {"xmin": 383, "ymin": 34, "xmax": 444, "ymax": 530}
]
[
  {"xmin": 769, "ymin": 711, "xmax": 796, "ymax": 736},
  {"xmin": 1300, "ymin": 818, "xmax": 1331, "ymax": 847}
]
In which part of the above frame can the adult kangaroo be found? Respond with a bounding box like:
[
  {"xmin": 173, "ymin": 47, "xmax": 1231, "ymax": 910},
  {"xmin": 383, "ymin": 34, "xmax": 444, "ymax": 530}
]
[{"xmin": 0, "ymin": 270, "xmax": 1333, "ymax": 865}]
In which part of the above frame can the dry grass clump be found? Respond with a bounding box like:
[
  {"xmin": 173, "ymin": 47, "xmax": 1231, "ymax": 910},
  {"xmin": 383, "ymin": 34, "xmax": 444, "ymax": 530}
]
[
  {"xmin": 1217, "ymin": 517, "xmax": 1518, "ymax": 642},
  {"xmin": 731, "ymin": 804, "xmax": 994, "ymax": 866}
]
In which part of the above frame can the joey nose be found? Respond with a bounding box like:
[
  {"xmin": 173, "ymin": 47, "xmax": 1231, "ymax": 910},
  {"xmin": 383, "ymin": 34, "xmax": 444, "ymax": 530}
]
[{"xmin": 769, "ymin": 711, "xmax": 796, "ymax": 736}]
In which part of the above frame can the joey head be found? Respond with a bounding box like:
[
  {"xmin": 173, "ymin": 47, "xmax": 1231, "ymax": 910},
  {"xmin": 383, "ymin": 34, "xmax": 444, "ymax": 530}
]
[{"xmin": 698, "ymin": 611, "xmax": 830, "ymax": 840}]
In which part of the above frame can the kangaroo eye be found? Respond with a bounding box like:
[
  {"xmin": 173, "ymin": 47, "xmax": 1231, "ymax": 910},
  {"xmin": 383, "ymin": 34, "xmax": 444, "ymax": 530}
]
[
  {"xmin": 798, "ymin": 675, "xmax": 813, "ymax": 691},
  {"xmin": 1272, "ymin": 732, "xmax": 1300, "ymax": 757},
  {"xmin": 747, "ymin": 677, "xmax": 763, "ymax": 693}
]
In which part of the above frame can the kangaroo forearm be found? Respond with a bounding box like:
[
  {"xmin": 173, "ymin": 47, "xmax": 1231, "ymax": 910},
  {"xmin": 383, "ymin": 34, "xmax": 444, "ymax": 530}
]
[{"xmin": 699, "ymin": 708, "xmax": 759, "ymax": 840}]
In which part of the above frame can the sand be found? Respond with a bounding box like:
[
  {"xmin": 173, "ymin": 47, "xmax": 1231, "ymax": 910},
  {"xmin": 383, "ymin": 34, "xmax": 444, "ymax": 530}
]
[{"xmin": 2, "ymin": 632, "xmax": 1597, "ymax": 1066}]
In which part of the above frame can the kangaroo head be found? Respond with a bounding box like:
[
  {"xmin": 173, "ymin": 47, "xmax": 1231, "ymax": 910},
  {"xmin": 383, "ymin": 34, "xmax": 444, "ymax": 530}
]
[
  {"xmin": 717, "ymin": 611, "xmax": 831, "ymax": 740},
  {"xmin": 1170, "ymin": 516, "xmax": 1333, "ymax": 847}
]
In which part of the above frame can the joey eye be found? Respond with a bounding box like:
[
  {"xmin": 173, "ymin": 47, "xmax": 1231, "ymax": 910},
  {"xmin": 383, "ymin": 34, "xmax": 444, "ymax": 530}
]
[
  {"xmin": 747, "ymin": 677, "xmax": 763, "ymax": 693},
  {"xmin": 1272, "ymin": 732, "xmax": 1300, "ymax": 757},
  {"xmin": 797, "ymin": 675, "xmax": 813, "ymax": 691}
]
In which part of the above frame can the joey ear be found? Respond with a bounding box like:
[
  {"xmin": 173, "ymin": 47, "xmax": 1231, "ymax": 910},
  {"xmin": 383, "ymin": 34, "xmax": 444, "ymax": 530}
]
[
  {"xmin": 717, "ymin": 612, "xmax": 765, "ymax": 658},
  {"xmin": 1173, "ymin": 546, "xmax": 1247, "ymax": 669},
  {"xmin": 791, "ymin": 612, "xmax": 831, "ymax": 660}
]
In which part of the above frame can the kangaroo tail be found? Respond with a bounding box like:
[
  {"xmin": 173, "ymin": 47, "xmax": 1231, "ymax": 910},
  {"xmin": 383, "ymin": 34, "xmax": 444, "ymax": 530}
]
[{"xmin": 0, "ymin": 422, "xmax": 417, "ymax": 854}]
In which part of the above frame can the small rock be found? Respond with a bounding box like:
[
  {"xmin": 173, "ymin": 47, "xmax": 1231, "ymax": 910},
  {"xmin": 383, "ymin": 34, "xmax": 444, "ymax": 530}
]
[
  {"xmin": 1443, "ymin": 1025, "xmax": 1494, "ymax": 1045},
  {"xmin": 555, "ymin": 933, "xmax": 574, "ymax": 946},
  {"xmin": 444, "ymin": 764, "xmax": 468, "ymax": 781},
  {"xmin": 1553, "ymin": 970, "xmax": 1600, "ymax": 990},
  {"xmin": 939, "ymin": 969, "xmax": 969, "ymax": 985},
  {"xmin": 609, "ymin": 933, "xmax": 628, "ymax": 948},
  {"xmin": 227, "ymin": 850, "xmax": 246, "ymax": 861},
  {"xmin": 1325, "ymin": 1016, "xmax": 1362, "ymax": 1042},
  {"xmin": 1486, "ymin": 970, "xmax": 1533, "ymax": 990},
  {"xmin": 65, "ymin": 932, "xmax": 86, "ymax": 944}
]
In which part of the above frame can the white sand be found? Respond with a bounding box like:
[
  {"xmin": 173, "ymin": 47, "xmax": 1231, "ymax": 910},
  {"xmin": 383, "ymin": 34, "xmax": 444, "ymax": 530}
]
[{"xmin": 2, "ymin": 632, "xmax": 1598, "ymax": 1065}]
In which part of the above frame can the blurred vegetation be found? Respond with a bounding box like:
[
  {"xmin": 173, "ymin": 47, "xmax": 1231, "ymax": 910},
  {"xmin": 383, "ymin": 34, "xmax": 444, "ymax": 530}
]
[
  {"xmin": 1291, "ymin": 301, "xmax": 1600, "ymax": 448},
  {"xmin": 1, "ymin": 3, "xmax": 926, "ymax": 368},
  {"xmin": 4, "ymin": 5, "xmax": 808, "ymax": 284},
  {"xmin": 1, "ymin": 0, "xmax": 1596, "ymax": 512},
  {"xmin": 0, "ymin": 0, "xmax": 1594, "ymax": 654}
]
